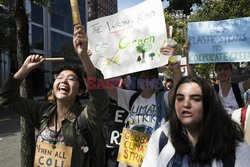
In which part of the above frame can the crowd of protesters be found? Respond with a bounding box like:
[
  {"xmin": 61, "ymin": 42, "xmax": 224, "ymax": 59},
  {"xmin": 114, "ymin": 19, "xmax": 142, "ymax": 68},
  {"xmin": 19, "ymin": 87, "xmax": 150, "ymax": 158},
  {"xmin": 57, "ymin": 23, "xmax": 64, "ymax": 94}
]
[{"xmin": 1, "ymin": 22, "xmax": 250, "ymax": 167}]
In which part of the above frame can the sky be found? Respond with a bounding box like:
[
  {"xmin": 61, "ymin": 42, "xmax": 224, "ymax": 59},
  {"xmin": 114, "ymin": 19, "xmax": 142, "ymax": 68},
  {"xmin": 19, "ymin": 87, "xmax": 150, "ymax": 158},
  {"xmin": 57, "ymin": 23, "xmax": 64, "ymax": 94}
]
[{"xmin": 117, "ymin": 0, "xmax": 169, "ymax": 11}]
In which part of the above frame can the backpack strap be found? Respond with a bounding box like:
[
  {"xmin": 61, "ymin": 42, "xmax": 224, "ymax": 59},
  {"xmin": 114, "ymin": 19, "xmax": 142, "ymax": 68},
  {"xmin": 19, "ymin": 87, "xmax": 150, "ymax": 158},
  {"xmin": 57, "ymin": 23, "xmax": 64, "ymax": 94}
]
[
  {"xmin": 129, "ymin": 92, "xmax": 140, "ymax": 110},
  {"xmin": 154, "ymin": 90, "xmax": 168, "ymax": 130},
  {"xmin": 231, "ymin": 83, "xmax": 244, "ymax": 108},
  {"xmin": 159, "ymin": 131, "xmax": 168, "ymax": 154},
  {"xmin": 214, "ymin": 83, "xmax": 244, "ymax": 108},
  {"xmin": 214, "ymin": 84, "xmax": 219, "ymax": 93}
]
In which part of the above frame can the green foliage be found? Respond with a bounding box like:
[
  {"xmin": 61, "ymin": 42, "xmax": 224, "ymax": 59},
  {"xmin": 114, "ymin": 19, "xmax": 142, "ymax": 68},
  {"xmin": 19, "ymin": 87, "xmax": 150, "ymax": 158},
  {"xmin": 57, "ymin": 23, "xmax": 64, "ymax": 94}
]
[
  {"xmin": 164, "ymin": 13, "xmax": 187, "ymax": 55},
  {"xmin": 190, "ymin": 0, "xmax": 250, "ymax": 22},
  {"xmin": 136, "ymin": 44, "xmax": 146, "ymax": 54},
  {"xmin": 165, "ymin": 14, "xmax": 175, "ymax": 25},
  {"xmin": 193, "ymin": 63, "xmax": 215, "ymax": 79},
  {"xmin": 163, "ymin": 0, "xmax": 202, "ymax": 15},
  {"xmin": 136, "ymin": 43, "xmax": 152, "ymax": 54}
]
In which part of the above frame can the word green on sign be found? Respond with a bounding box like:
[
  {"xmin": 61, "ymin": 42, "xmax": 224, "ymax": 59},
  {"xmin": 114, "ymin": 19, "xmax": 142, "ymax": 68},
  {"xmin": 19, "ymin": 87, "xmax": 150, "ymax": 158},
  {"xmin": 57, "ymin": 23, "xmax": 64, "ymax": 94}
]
[{"xmin": 119, "ymin": 35, "xmax": 155, "ymax": 50}]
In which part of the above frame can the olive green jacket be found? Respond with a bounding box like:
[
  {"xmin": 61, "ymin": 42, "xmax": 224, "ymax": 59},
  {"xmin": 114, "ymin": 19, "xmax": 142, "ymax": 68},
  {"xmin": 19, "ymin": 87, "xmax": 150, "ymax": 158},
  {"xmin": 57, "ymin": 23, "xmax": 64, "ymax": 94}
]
[{"xmin": 0, "ymin": 71, "xmax": 109, "ymax": 167}]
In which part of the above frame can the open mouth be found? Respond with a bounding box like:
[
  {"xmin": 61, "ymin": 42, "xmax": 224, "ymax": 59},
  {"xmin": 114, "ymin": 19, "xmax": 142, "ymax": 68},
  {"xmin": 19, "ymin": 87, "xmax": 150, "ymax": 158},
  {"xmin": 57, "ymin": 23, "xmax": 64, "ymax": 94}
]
[
  {"xmin": 181, "ymin": 110, "xmax": 192, "ymax": 117},
  {"xmin": 58, "ymin": 86, "xmax": 69, "ymax": 93}
]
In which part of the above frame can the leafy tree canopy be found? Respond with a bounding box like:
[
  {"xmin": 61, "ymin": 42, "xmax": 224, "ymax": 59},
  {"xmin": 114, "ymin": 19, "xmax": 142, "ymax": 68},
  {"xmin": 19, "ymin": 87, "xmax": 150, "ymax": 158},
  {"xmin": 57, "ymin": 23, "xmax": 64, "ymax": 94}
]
[
  {"xmin": 190, "ymin": 0, "xmax": 250, "ymax": 22},
  {"xmin": 162, "ymin": 0, "xmax": 202, "ymax": 15}
]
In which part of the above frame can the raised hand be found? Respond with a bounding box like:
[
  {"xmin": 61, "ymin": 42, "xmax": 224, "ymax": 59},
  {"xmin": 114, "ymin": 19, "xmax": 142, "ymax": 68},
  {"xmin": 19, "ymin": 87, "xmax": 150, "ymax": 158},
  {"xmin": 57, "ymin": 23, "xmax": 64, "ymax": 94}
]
[
  {"xmin": 14, "ymin": 54, "xmax": 44, "ymax": 80},
  {"xmin": 73, "ymin": 24, "xmax": 88, "ymax": 57}
]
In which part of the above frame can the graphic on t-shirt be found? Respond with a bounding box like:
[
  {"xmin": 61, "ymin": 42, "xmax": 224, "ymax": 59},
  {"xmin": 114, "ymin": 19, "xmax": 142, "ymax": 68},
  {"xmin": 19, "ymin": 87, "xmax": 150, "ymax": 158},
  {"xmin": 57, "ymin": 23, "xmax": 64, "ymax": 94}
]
[
  {"xmin": 131, "ymin": 125, "xmax": 153, "ymax": 134},
  {"xmin": 128, "ymin": 103, "xmax": 157, "ymax": 134}
]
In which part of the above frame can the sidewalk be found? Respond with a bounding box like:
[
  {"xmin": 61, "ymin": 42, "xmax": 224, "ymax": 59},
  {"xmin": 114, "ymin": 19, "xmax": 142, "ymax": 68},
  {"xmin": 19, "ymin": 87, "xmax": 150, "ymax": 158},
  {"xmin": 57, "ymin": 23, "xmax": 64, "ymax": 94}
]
[{"xmin": 0, "ymin": 108, "xmax": 21, "ymax": 167}]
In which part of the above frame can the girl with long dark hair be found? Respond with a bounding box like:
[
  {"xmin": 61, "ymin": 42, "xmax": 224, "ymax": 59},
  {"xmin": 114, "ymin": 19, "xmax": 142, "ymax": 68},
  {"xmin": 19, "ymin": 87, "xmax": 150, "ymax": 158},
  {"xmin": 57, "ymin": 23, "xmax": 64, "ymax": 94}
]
[{"xmin": 142, "ymin": 76, "xmax": 250, "ymax": 167}]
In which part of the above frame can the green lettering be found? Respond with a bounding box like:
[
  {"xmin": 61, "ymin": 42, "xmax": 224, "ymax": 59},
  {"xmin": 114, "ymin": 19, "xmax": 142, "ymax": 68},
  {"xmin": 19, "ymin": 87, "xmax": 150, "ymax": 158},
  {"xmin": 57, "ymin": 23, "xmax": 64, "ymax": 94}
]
[{"xmin": 119, "ymin": 36, "xmax": 129, "ymax": 49}]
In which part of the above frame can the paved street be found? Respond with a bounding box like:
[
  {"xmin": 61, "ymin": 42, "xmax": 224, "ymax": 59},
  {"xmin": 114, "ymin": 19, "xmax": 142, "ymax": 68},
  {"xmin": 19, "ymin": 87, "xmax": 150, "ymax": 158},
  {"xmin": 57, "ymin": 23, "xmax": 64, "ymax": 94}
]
[{"xmin": 0, "ymin": 108, "xmax": 21, "ymax": 167}]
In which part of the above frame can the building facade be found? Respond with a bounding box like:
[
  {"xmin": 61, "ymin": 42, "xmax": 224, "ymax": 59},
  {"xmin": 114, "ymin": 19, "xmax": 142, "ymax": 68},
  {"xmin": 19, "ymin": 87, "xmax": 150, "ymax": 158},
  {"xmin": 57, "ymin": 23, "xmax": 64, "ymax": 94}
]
[
  {"xmin": 0, "ymin": 0, "xmax": 118, "ymax": 97},
  {"xmin": 0, "ymin": 0, "xmax": 87, "ymax": 98},
  {"xmin": 88, "ymin": 0, "xmax": 117, "ymax": 21},
  {"xmin": 28, "ymin": 0, "xmax": 88, "ymax": 98}
]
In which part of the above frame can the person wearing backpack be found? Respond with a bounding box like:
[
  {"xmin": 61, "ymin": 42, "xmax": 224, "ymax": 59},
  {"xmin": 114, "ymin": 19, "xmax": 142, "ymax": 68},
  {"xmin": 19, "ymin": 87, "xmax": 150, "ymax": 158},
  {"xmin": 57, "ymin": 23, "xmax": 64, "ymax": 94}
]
[
  {"xmin": 0, "ymin": 24, "xmax": 109, "ymax": 167},
  {"xmin": 214, "ymin": 62, "xmax": 250, "ymax": 115},
  {"xmin": 107, "ymin": 45, "xmax": 181, "ymax": 136},
  {"xmin": 142, "ymin": 76, "xmax": 250, "ymax": 167}
]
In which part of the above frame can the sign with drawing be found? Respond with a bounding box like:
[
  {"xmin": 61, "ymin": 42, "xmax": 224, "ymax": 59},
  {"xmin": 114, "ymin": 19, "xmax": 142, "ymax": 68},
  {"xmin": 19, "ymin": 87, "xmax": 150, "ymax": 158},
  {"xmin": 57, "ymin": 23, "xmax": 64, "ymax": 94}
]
[
  {"xmin": 87, "ymin": 0, "xmax": 168, "ymax": 79},
  {"xmin": 188, "ymin": 17, "xmax": 250, "ymax": 64}
]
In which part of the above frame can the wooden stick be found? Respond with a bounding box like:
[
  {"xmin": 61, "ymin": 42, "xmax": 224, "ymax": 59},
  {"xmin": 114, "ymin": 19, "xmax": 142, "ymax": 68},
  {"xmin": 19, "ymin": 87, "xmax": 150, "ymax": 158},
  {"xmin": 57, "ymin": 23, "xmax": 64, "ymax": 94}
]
[{"xmin": 43, "ymin": 58, "xmax": 65, "ymax": 61}]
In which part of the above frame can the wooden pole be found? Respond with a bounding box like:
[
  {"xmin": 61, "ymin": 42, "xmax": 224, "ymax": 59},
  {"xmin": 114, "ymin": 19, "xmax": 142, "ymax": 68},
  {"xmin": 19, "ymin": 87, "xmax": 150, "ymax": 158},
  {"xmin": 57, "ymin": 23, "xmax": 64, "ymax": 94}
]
[
  {"xmin": 70, "ymin": 0, "xmax": 81, "ymax": 25},
  {"xmin": 43, "ymin": 57, "xmax": 65, "ymax": 61}
]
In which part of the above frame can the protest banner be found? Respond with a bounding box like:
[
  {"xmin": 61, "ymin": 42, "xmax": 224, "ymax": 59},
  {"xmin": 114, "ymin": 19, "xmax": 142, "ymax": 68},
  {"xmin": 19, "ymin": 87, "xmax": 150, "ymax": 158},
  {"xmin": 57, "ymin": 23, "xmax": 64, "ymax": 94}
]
[
  {"xmin": 87, "ymin": 0, "xmax": 168, "ymax": 79},
  {"xmin": 117, "ymin": 128, "xmax": 151, "ymax": 166},
  {"xmin": 103, "ymin": 103, "xmax": 129, "ymax": 147},
  {"xmin": 34, "ymin": 142, "xmax": 72, "ymax": 167},
  {"xmin": 188, "ymin": 17, "xmax": 250, "ymax": 64}
]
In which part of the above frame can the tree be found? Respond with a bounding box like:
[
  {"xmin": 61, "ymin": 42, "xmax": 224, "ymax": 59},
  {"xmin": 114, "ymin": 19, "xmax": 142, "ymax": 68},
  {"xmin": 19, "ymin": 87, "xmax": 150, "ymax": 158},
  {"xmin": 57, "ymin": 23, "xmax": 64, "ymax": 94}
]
[
  {"xmin": 1, "ymin": 0, "xmax": 49, "ymax": 166},
  {"xmin": 0, "ymin": 3, "xmax": 16, "ymax": 60},
  {"xmin": 14, "ymin": 0, "xmax": 36, "ymax": 166},
  {"xmin": 136, "ymin": 43, "xmax": 152, "ymax": 63},
  {"xmin": 0, "ymin": 5, "xmax": 9, "ymax": 54},
  {"xmin": 162, "ymin": 0, "xmax": 202, "ymax": 15},
  {"xmin": 190, "ymin": 0, "xmax": 250, "ymax": 21}
]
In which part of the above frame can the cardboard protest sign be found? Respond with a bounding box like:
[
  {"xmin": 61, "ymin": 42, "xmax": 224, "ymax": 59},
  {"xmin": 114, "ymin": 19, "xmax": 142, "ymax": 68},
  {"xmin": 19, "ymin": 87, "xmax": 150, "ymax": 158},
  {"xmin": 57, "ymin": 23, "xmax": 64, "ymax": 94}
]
[
  {"xmin": 117, "ymin": 128, "xmax": 151, "ymax": 166},
  {"xmin": 34, "ymin": 141, "xmax": 72, "ymax": 167},
  {"xmin": 103, "ymin": 103, "xmax": 129, "ymax": 147},
  {"xmin": 87, "ymin": 0, "xmax": 168, "ymax": 79},
  {"xmin": 188, "ymin": 17, "xmax": 250, "ymax": 64}
]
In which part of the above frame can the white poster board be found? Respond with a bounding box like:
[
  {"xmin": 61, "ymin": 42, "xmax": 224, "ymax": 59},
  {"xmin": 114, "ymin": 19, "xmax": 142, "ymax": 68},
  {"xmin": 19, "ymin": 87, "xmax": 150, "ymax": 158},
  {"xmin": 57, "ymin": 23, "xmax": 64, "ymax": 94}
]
[
  {"xmin": 188, "ymin": 17, "xmax": 250, "ymax": 64},
  {"xmin": 87, "ymin": 0, "xmax": 168, "ymax": 79}
]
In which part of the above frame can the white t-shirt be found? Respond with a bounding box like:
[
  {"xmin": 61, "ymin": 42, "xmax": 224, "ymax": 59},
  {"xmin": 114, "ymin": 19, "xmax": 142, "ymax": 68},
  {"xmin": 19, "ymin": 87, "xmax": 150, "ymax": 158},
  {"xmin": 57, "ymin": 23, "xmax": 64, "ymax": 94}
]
[
  {"xmin": 218, "ymin": 82, "xmax": 245, "ymax": 114},
  {"xmin": 117, "ymin": 88, "xmax": 169, "ymax": 134}
]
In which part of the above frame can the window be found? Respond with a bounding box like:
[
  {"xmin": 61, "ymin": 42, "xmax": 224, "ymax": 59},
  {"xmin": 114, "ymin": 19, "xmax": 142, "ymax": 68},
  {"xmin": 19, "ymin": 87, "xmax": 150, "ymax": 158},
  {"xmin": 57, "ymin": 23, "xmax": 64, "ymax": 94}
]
[
  {"xmin": 31, "ymin": 25, "xmax": 44, "ymax": 50},
  {"xmin": 31, "ymin": 2, "xmax": 43, "ymax": 24},
  {"xmin": 50, "ymin": 0, "xmax": 86, "ymax": 33}
]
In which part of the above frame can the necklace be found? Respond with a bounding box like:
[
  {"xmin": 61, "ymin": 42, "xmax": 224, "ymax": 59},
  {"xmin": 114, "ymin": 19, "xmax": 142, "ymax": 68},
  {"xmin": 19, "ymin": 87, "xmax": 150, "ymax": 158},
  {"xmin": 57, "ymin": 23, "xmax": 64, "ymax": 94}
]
[{"xmin": 52, "ymin": 112, "xmax": 62, "ymax": 149}]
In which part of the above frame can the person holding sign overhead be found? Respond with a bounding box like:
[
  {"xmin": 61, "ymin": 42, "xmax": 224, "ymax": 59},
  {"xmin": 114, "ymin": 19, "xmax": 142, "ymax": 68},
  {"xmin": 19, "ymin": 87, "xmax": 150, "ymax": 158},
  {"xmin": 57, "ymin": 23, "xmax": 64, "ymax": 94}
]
[
  {"xmin": 107, "ymin": 44, "xmax": 181, "ymax": 134},
  {"xmin": 142, "ymin": 76, "xmax": 250, "ymax": 167},
  {"xmin": 0, "ymin": 24, "xmax": 108, "ymax": 167},
  {"xmin": 107, "ymin": 43, "xmax": 181, "ymax": 166}
]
